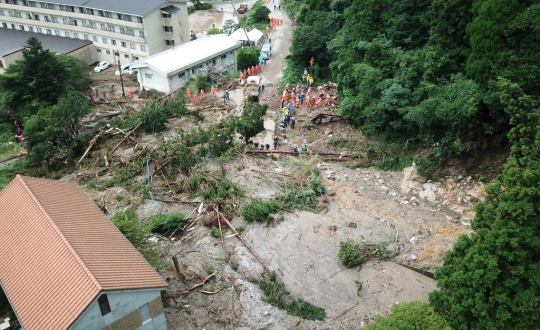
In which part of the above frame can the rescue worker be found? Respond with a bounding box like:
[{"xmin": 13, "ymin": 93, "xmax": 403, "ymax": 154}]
[
  {"xmin": 325, "ymin": 93, "xmax": 332, "ymax": 105},
  {"xmin": 211, "ymin": 86, "xmax": 217, "ymax": 97},
  {"xmin": 291, "ymin": 117, "xmax": 296, "ymax": 129},
  {"xmin": 187, "ymin": 89, "xmax": 192, "ymax": 98},
  {"xmin": 315, "ymin": 97, "xmax": 322, "ymax": 107},
  {"xmin": 295, "ymin": 97, "xmax": 300, "ymax": 108},
  {"xmin": 305, "ymin": 97, "xmax": 312, "ymax": 107},
  {"xmin": 193, "ymin": 95, "xmax": 199, "ymax": 105},
  {"xmin": 200, "ymin": 89, "xmax": 206, "ymax": 98}
]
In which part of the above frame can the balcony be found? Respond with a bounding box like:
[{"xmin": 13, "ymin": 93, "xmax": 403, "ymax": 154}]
[
  {"xmin": 163, "ymin": 31, "xmax": 173, "ymax": 40},
  {"xmin": 162, "ymin": 17, "xmax": 171, "ymax": 26}
]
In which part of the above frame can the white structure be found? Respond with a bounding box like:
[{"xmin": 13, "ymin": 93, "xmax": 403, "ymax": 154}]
[
  {"xmin": 229, "ymin": 27, "xmax": 263, "ymax": 46},
  {"xmin": 0, "ymin": 0, "xmax": 189, "ymax": 63},
  {"xmin": 132, "ymin": 35, "xmax": 241, "ymax": 93}
]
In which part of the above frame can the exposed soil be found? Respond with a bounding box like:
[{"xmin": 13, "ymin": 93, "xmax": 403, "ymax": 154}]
[{"xmin": 73, "ymin": 3, "xmax": 496, "ymax": 329}]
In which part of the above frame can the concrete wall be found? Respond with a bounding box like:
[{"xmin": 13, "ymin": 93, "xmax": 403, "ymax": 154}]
[
  {"xmin": 68, "ymin": 43, "xmax": 97, "ymax": 65},
  {"xmin": 70, "ymin": 289, "xmax": 165, "ymax": 330},
  {"xmin": 0, "ymin": 51, "xmax": 23, "ymax": 74},
  {"xmin": 138, "ymin": 48, "xmax": 239, "ymax": 93}
]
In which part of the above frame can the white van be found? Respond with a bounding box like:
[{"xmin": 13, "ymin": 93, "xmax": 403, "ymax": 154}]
[
  {"xmin": 261, "ymin": 44, "xmax": 271, "ymax": 60},
  {"xmin": 115, "ymin": 63, "xmax": 133, "ymax": 76}
]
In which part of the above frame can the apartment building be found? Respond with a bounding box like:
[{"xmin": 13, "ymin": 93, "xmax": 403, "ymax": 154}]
[{"xmin": 0, "ymin": 0, "xmax": 189, "ymax": 64}]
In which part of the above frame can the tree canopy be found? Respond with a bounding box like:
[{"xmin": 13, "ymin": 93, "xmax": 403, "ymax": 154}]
[{"xmin": 237, "ymin": 46, "xmax": 260, "ymax": 71}]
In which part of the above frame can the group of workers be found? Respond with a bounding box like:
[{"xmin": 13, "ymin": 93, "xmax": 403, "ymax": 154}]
[
  {"xmin": 239, "ymin": 63, "xmax": 264, "ymax": 80},
  {"xmin": 186, "ymin": 86, "xmax": 218, "ymax": 105},
  {"xmin": 302, "ymin": 69, "xmax": 314, "ymax": 87},
  {"xmin": 280, "ymin": 83, "xmax": 332, "ymax": 110}
]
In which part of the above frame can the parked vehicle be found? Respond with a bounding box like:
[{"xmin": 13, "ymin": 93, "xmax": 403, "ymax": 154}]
[
  {"xmin": 94, "ymin": 61, "xmax": 109, "ymax": 72},
  {"xmin": 237, "ymin": 3, "xmax": 248, "ymax": 14},
  {"xmin": 115, "ymin": 63, "xmax": 133, "ymax": 76},
  {"xmin": 261, "ymin": 44, "xmax": 271, "ymax": 60}
]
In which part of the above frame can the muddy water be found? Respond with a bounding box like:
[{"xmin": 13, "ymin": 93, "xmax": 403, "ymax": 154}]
[{"xmin": 199, "ymin": 11, "xmax": 236, "ymax": 30}]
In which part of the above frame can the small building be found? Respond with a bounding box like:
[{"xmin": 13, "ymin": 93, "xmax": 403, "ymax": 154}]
[
  {"xmin": 0, "ymin": 175, "xmax": 168, "ymax": 330},
  {"xmin": 0, "ymin": 28, "xmax": 96, "ymax": 74},
  {"xmin": 132, "ymin": 34, "xmax": 241, "ymax": 93}
]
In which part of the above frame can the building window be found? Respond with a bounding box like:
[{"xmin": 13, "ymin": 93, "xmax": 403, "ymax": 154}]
[
  {"xmin": 52, "ymin": 16, "xmax": 58, "ymax": 23},
  {"xmin": 59, "ymin": 5, "xmax": 66, "ymax": 11},
  {"xmin": 93, "ymin": 36, "xmax": 98, "ymax": 42},
  {"xmin": 100, "ymin": 23, "xmax": 106, "ymax": 30},
  {"xmin": 129, "ymin": 43, "xmax": 135, "ymax": 49},
  {"xmin": 54, "ymin": 29, "xmax": 60, "ymax": 35},
  {"xmin": 22, "ymin": 0, "xmax": 28, "ymax": 5},
  {"xmin": 139, "ymin": 30, "xmax": 145, "ymax": 38},
  {"xmin": 139, "ymin": 304, "xmax": 152, "ymax": 325},
  {"xmin": 144, "ymin": 73, "xmax": 152, "ymax": 79},
  {"xmin": 19, "ymin": 25, "xmax": 24, "ymax": 31},
  {"xmin": 8, "ymin": 11, "xmax": 13, "ymax": 17},
  {"xmin": 163, "ymin": 26, "xmax": 173, "ymax": 32},
  {"xmin": 124, "ymin": 54, "xmax": 129, "ymax": 59},
  {"xmin": 178, "ymin": 72, "xmax": 185, "ymax": 79},
  {"xmin": 34, "ymin": 14, "xmax": 39, "ymax": 20},
  {"xmin": 102, "ymin": 38, "xmax": 107, "ymax": 44},
  {"xmin": 220, "ymin": 54, "xmax": 226, "ymax": 60},
  {"xmin": 98, "ymin": 10, "xmax": 104, "ymax": 17},
  {"xmin": 78, "ymin": 7, "xmax": 85, "ymax": 13},
  {"xmin": 98, "ymin": 295, "xmax": 111, "ymax": 316},
  {"xmin": 90, "ymin": 22, "xmax": 96, "ymax": 29},
  {"xmin": 105, "ymin": 11, "xmax": 112, "ymax": 18},
  {"xmin": 62, "ymin": 18, "xmax": 68, "ymax": 24},
  {"xmin": 40, "ymin": 2, "xmax": 46, "ymax": 8},
  {"xmin": 26, "ymin": 13, "xmax": 32, "ymax": 19},
  {"xmin": 84, "ymin": 34, "xmax": 89, "ymax": 40},
  {"xmin": 127, "ymin": 28, "xmax": 134, "ymax": 36},
  {"xmin": 121, "ymin": 41, "xmax": 126, "ymax": 47},
  {"xmin": 65, "ymin": 31, "xmax": 70, "ymax": 37},
  {"xmin": 165, "ymin": 40, "xmax": 175, "ymax": 46},
  {"xmin": 86, "ymin": 8, "xmax": 94, "ymax": 15},
  {"xmin": 137, "ymin": 17, "xmax": 143, "ymax": 23},
  {"xmin": 29, "ymin": 1, "xmax": 37, "ymax": 6},
  {"xmin": 46, "ymin": 28, "xmax": 51, "ymax": 34},
  {"xmin": 2, "ymin": 23, "xmax": 7, "ymax": 28},
  {"xmin": 111, "ymin": 39, "xmax": 116, "ymax": 45},
  {"xmin": 108, "ymin": 25, "xmax": 115, "ymax": 32},
  {"xmin": 15, "ymin": 12, "xmax": 22, "ymax": 18},
  {"xmin": 120, "ymin": 27, "xmax": 125, "ymax": 34},
  {"xmin": 161, "ymin": 13, "xmax": 171, "ymax": 18},
  {"xmin": 46, "ymin": 3, "xmax": 55, "ymax": 10},
  {"xmin": 0, "ymin": 10, "xmax": 4, "ymax": 16},
  {"xmin": 10, "ymin": 23, "xmax": 15, "ymax": 29},
  {"xmin": 0, "ymin": 61, "xmax": 3, "ymax": 69},
  {"xmin": 96, "ymin": 48, "xmax": 101, "ymax": 53},
  {"xmin": 133, "ymin": 56, "xmax": 139, "ymax": 61},
  {"xmin": 117, "ymin": 13, "xmax": 131, "ymax": 21},
  {"xmin": 71, "ymin": 19, "xmax": 77, "ymax": 26},
  {"xmin": 73, "ymin": 32, "xmax": 78, "ymax": 38},
  {"xmin": 36, "ymin": 27, "xmax": 41, "ymax": 32},
  {"xmin": 44, "ymin": 16, "xmax": 50, "ymax": 22},
  {"xmin": 82, "ymin": 21, "xmax": 88, "ymax": 27},
  {"xmin": 106, "ymin": 50, "xmax": 110, "ymax": 54},
  {"xmin": 6, "ymin": 0, "xmax": 19, "ymax": 4},
  {"xmin": 28, "ymin": 26, "xmax": 33, "ymax": 32},
  {"xmin": 140, "ymin": 45, "xmax": 147, "ymax": 52}
]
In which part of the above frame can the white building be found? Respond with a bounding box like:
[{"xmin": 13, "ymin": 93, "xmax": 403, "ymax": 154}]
[
  {"xmin": 0, "ymin": 0, "xmax": 189, "ymax": 63},
  {"xmin": 132, "ymin": 35, "xmax": 242, "ymax": 94}
]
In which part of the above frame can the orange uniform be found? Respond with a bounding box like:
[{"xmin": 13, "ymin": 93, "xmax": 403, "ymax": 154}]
[
  {"xmin": 211, "ymin": 86, "xmax": 217, "ymax": 97},
  {"xmin": 187, "ymin": 89, "xmax": 192, "ymax": 98},
  {"xmin": 193, "ymin": 95, "xmax": 199, "ymax": 105}
]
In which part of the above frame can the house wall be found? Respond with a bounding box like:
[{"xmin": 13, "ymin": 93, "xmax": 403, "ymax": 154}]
[
  {"xmin": 70, "ymin": 289, "xmax": 165, "ymax": 330},
  {"xmin": 0, "ymin": 50, "xmax": 23, "ymax": 74},
  {"xmin": 144, "ymin": 1, "xmax": 189, "ymax": 55},
  {"xmin": 137, "ymin": 47, "xmax": 239, "ymax": 93}
]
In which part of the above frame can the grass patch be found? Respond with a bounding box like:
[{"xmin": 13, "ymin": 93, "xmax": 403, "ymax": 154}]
[
  {"xmin": 242, "ymin": 199, "xmax": 281, "ymax": 222},
  {"xmin": 210, "ymin": 227, "xmax": 221, "ymax": 238},
  {"xmin": 204, "ymin": 264, "xmax": 215, "ymax": 275},
  {"xmin": 251, "ymin": 271, "xmax": 326, "ymax": 321},
  {"xmin": 374, "ymin": 153, "xmax": 412, "ymax": 171},
  {"xmin": 145, "ymin": 213, "xmax": 187, "ymax": 234}
]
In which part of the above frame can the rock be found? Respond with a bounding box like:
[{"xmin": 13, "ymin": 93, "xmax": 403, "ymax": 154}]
[
  {"xmin": 445, "ymin": 179, "xmax": 457, "ymax": 189},
  {"xmin": 409, "ymin": 237, "xmax": 416, "ymax": 244},
  {"xmin": 325, "ymin": 187, "xmax": 336, "ymax": 196},
  {"xmin": 411, "ymin": 254, "xmax": 418, "ymax": 261},
  {"xmin": 445, "ymin": 215, "xmax": 453, "ymax": 221},
  {"xmin": 324, "ymin": 129, "xmax": 333, "ymax": 135},
  {"xmin": 442, "ymin": 168, "xmax": 458, "ymax": 177},
  {"xmin": 347, "ymin": 222, "xmax": 357, "ymax": 228}
]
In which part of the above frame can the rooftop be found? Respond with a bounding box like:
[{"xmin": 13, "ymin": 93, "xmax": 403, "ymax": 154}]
[
  {"xmin": 132, "ymin": 34, "xmax": 241, "ymax": 75},
  {"xmin": 43, "ymin": 0, "xmax": 186, "ymax": 17},
  {"xmin": 0, "ymin": 28, "xmax": 92, "ymax": 57},
  {"xmin": 0, "ymin": 175, "xmax": 167, "ymax": 330}
]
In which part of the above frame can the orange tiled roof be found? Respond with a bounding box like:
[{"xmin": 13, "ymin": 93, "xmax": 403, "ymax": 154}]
[{"xmin": 0, "ymin": 175, "xmax": 167, "ymax": 330}]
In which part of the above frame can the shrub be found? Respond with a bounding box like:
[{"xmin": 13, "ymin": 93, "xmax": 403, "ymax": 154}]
[
  {"xmin": 237, "ymin": 46, "xmax": 260, "ymax": 71},
  {"xmin": 365, "ymin": 302, "xmax": 452, "ymax": 330},
  {"xmin": 242, "ymin": 199, "xmax": 281, "ymax": 222},
  {"xmin": 145, "ymin": 212, "xmax": 186, "ymax": 232},
  {"xmin": 338, "ymin": 241, "xmax": 363, "ymax": 268},
  {"xmin": 207, "ymin": 27, "xmax": 222, "ymax": 35}
]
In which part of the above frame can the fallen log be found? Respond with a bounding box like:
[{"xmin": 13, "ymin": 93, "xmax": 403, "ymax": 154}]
[
  {"xmin": 109, "ymin": 123, "xmax": 142, "ymax": 155},
  {"xmin": 163, "ymin": 273, "xmax": 215, "ymax": 298},
  {"xmin": 215, "ymin": 206, "xmax": 267, "ymax": 271},
  {"xmin": 247, "ymin": 149, "xmax": 348, "ymax": 157}
]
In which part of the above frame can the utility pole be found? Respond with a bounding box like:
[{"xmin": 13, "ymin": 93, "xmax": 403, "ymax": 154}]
[{"xmin": 114, "ymin": 51, "xmax": 125, "ymax": 98}]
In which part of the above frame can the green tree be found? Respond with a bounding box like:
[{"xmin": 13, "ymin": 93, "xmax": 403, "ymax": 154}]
[
  {"xmin": 237, "ymin": 46, "xmax": 260, "ymax": 71},
  {"xmin": 0, "ymin": 37, "xmax": 79, "ymax": 122},
  {"xmin": 23, "ymin": 91, "xmax": 91, "ymax": 165},
  {"xmin": 251, "ymin": 5, "xmax": 270, "ymax": 23},
  {"xmin": 236, "ymin": 103, "xmax": 267, "ymax": 142},
  {"xmin": 429, "ymin": 78, "xmax": 540, "ymax": 329},
  {"xmin": 365, "ymin": 302, "xmax": 452, "ymax": 330},
  {"xmin": 111, "ymin": 211, "xmax": 162, "ymax": 269}
]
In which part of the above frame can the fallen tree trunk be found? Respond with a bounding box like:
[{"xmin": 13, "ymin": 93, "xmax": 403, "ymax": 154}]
[
  {"xmin": 109, "ymin": 123, "xmax": 142, "ymax": 155},
  {"xmin": 247, "ymin": 149, "xmax": 348, "ymax": 157}
]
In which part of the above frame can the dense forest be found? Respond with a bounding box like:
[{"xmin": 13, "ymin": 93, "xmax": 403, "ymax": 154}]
[
  {"xmin": 282, "ymin": 0, "xmax": 540, "ymax": 176},
  {"xmin": 282, "ymin": 0, "xmax": 540, "ymax": 328}
]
